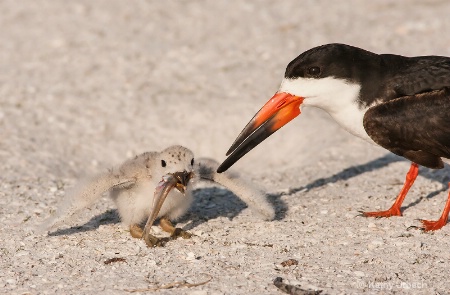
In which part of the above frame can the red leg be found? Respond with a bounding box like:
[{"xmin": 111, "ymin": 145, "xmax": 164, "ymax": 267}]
[
  {"xmin": 363, "ymin": 163, "xmax": 419, "ymax": 218},
  {"xmin": 421, "ymin": 182, "xmax": 450, "ymax": 231}
]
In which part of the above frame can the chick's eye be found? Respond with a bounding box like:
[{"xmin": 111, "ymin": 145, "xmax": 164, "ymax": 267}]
[
  {"xmin": 161, "ymin": 160, "xmax": 166, "ymax": 167},
  {"xmin": 307, "ymin": 66, "xmax": 321, "ymax": 77},
  {"xmin": 191, "ymin": 158, "xmax": 194, "ymax": 166}
]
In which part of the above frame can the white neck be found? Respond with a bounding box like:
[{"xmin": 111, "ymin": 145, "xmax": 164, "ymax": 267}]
[{"xmin": 279, "ymin": 77, "xmax": 375, "ymax": 144}]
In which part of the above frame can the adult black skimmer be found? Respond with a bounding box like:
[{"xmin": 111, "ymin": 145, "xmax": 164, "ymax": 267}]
[{"xmin": 217, "ymin": 43, "xmax": 450, "ymax": 231}]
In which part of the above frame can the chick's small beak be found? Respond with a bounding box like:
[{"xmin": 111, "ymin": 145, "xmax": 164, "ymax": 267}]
[{"xmin": 173, "ymin": 171, "xmax": 194, "ymax": 194}]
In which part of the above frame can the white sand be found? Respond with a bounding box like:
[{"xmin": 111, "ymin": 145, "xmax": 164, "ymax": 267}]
[{"xmin": 2, "ymin": 1, "xmax": 450, "ymax": 294}]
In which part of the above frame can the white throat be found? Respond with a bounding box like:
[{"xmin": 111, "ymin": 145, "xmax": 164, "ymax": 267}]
[{"xmin": 279, "ymin": 77, "xmax": 374, "ymax": 144}]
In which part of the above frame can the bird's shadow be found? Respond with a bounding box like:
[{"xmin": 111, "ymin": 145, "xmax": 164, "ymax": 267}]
[
  {"xmin": 272, "ymin": 153, "xmax": 450, "ymax": 210},
  {"xmin": 48, "ymin": 209, "xmax": 120, "ymax": 236},
  {"xmin": 276, "ymin": 153, "xmax": 403, "ymax": 196}
]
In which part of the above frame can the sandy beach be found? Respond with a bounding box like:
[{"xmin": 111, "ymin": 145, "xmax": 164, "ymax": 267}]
[{"xmin": 2, "ymin": 1, "xmax": 450, "ymax": 294}]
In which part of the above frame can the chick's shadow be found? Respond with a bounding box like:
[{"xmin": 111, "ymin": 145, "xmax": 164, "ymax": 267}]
[
  {"xmin": 49, "ymin": 184, "xmax": 285, "ymax": 236},
  {"xmin": 48, "ymin": 208, "xmax": 119, "ymax": 236},
  {"xmin": 179, "ymin": 185, "xmax": 287, "ymax": 231}
]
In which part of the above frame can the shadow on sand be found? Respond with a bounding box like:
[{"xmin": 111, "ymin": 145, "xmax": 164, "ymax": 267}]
[
  {"xmin": 48, "ymin": 185, "xmax": 287, "ymax": 236},
  {"xmin": 271, "ymin": 152, "xmax": 450, "ymax": 211},
  {"xmin": 49, "ymin": 153, "xmax": 450, "ymax": 236}
]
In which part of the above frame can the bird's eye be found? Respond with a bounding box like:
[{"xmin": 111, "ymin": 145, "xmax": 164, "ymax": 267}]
[
  {"xmin": 191, "ymin": 158, "xmax": 194, "ymax": 166},
  {"xmin": 161, "ymin": 160, "xmax": 166, "ymax": 167},
  {"xmin": 307, "ymin": 66, "xmax": 321, "ymax": 77}
]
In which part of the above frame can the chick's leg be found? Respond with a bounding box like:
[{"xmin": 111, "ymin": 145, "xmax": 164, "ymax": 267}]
[
  {"xmin": 129, "ymin": 224, "xmax": 144, "ymax": 238},
  {"xmin": 159, "ymin": 217, "xmax": 192, "ymax": 239},
  {"xmin": 130, "ymin": 224, "xmax": 166, "ymax": 246}
]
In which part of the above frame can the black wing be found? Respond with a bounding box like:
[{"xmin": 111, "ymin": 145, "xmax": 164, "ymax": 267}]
[
  {"xmin": 363, "ymin": 87, "xmax": 450, "ymax": 169},
  {"xmin": 359, "ymin": 57, "xmax": 450, "ymax": 108},
  {"xmin": 387, "ymin": 58, "xmax": 450, "ymax": 97}
]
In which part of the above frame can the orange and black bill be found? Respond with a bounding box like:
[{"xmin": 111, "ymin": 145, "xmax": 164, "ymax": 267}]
[{"xmin": 217, "ymin": 92, "xmax": 304, "ymax": 173}]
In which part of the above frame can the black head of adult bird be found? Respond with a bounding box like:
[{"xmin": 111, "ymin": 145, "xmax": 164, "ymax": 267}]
[{"xmin": 217, "ymin": 43, "xmax": 450, "ymax": 231}]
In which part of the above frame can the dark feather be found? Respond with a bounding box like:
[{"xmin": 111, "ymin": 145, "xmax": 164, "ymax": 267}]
[{"xmin": 364, "ymin": 88, "xmax": 450, "ymax": 169}]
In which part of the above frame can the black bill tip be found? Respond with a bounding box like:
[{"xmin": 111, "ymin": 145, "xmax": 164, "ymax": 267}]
[{"xmin": 217, "ymin": 117, "xmax": 276, "ymax": 173}]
